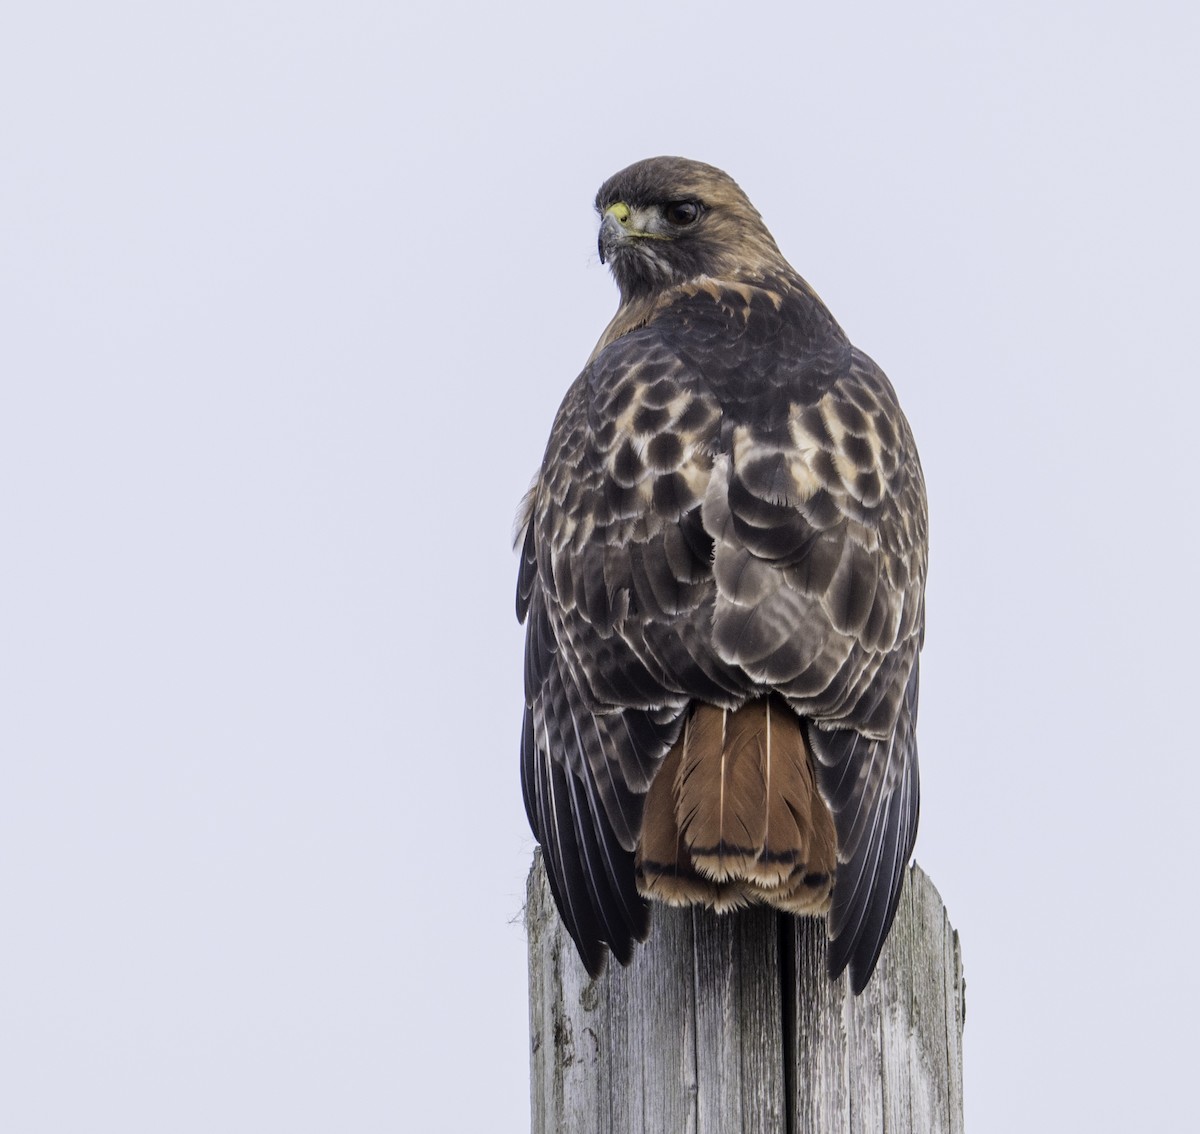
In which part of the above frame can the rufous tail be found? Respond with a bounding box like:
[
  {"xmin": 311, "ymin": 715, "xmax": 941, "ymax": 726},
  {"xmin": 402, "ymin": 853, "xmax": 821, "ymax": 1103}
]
[{"xmin": 635, "ymin": 697, "xmax": 836, "ymax": 915}]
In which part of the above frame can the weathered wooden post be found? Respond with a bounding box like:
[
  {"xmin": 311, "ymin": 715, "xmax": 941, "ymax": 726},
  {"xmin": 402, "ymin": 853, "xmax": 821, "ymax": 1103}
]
[{"xmin": 527, "ymin": 851, "xmax": 964, "ymax": 1133}]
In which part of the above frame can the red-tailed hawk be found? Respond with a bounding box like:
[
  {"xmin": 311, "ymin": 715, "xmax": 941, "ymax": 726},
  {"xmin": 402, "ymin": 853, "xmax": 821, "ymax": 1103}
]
[{"xmin": 517, "ymin": 157, "xmax": 927, "ymax": 992}]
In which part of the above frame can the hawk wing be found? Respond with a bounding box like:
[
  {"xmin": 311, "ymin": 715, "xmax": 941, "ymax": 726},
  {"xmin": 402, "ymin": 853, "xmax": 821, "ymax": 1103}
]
[
  {"xmin": 519, "ymin": 284, "xmax": 927, "ymax": 986},
  {"xmin": 518, "ymin": 329, "xmax": 737, "ymax": 974}
]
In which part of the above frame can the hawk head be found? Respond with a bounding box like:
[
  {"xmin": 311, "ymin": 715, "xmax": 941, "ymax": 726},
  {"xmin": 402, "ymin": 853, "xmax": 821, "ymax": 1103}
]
[{"xmin": 595, "ymin": 156, "xmax": 786, "ymax": 301}]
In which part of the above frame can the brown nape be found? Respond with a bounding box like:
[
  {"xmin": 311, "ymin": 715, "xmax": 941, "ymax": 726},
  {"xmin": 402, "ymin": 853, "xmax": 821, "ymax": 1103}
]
[{"xmin": 635, "ymin": 698, "xmax": 836, "ymax": 916}]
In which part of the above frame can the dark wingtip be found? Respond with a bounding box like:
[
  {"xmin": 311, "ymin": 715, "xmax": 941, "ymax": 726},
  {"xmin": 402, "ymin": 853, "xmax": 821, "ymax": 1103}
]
[
  {"xmin": 579, "ymin": 939, "xmax": 608, "ymax": 980},
  {"xmin": 632, "ymin": 900, "xmax": 651, "ymax": 944},
  {"xmin": 815, "ymin": 662, "xmax": 922, "ymax": 996},
  {"xmin": 827, "ymin": 855, "xmax": 910, "ymax": 994},
  {"xmin": 571, "ymin": 903, "xmax": 649, "ymax": 976},
  {"xmin": 602, "ymin": 905, "xmax": 649, "ymax": 969},
  {"xmin": 825, "ymin": 918, "xmax": 884, "ymax": 995},
  {"xmin": 848, "ymin": 952, "xmax": 875, "ymax": 997},
  {"xmin": 825, "ymin": 930, "xmax": 853, "ymax": 986}
]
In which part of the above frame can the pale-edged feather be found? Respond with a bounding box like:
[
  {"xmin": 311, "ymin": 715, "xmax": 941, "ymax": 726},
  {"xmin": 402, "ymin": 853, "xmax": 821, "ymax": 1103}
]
[
  {"xmin": 809, "ymin": 661, "xmax": 920, "ymax": 991},
  {"xmin": 758, "ymin": 699, "xmax": 837, "ymax": 887},
  {"xmin": 675, "ymin": 704, "xmax": 760, "ymax": 882},
  {"xmin": 635, "ymin": 734, "xmax": 725, "ymax": 907}
]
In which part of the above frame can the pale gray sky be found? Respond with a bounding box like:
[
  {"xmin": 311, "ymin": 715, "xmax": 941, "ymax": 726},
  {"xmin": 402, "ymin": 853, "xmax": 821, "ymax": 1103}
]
[{"xmin": 2, "ymin": 2, "xmax": 1197, "ymax": 1131}]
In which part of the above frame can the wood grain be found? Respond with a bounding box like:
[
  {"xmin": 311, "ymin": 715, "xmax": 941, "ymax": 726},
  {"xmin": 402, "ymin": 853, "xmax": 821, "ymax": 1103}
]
[{"xmin": 527, "ymin": 852, "xmax": 964, "ymax": 1133}]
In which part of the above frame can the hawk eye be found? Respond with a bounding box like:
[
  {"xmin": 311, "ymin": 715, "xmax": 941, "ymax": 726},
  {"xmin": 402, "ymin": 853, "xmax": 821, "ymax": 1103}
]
[{"xmin": 663, "ymin": 200, "xmax": 701, "ymax": 227}]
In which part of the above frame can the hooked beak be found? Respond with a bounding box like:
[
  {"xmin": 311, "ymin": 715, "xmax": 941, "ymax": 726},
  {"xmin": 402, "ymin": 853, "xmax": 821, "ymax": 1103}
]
[{"xmin": 598, "ymin": 202, "xmax": 633, "ymax": 265}]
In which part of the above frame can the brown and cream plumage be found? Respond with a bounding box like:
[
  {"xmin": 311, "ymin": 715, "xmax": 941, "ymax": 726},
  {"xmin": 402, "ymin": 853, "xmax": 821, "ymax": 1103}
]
[{"xmin": 516, "ymin": 157, "xmax": 927, "ymax": 993}]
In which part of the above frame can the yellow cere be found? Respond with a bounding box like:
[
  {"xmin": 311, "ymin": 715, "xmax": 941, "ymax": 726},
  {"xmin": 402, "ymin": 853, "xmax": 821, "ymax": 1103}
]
[{"xmin": 605, "ymin": 202, "xmax": 631, "ymax": 224}]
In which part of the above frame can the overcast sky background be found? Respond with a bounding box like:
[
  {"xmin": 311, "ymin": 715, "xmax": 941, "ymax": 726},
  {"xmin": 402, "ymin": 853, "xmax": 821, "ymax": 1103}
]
[{"xmin": 2, "ymin": 2, "xmax": 1197, "ymax": 1131}]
